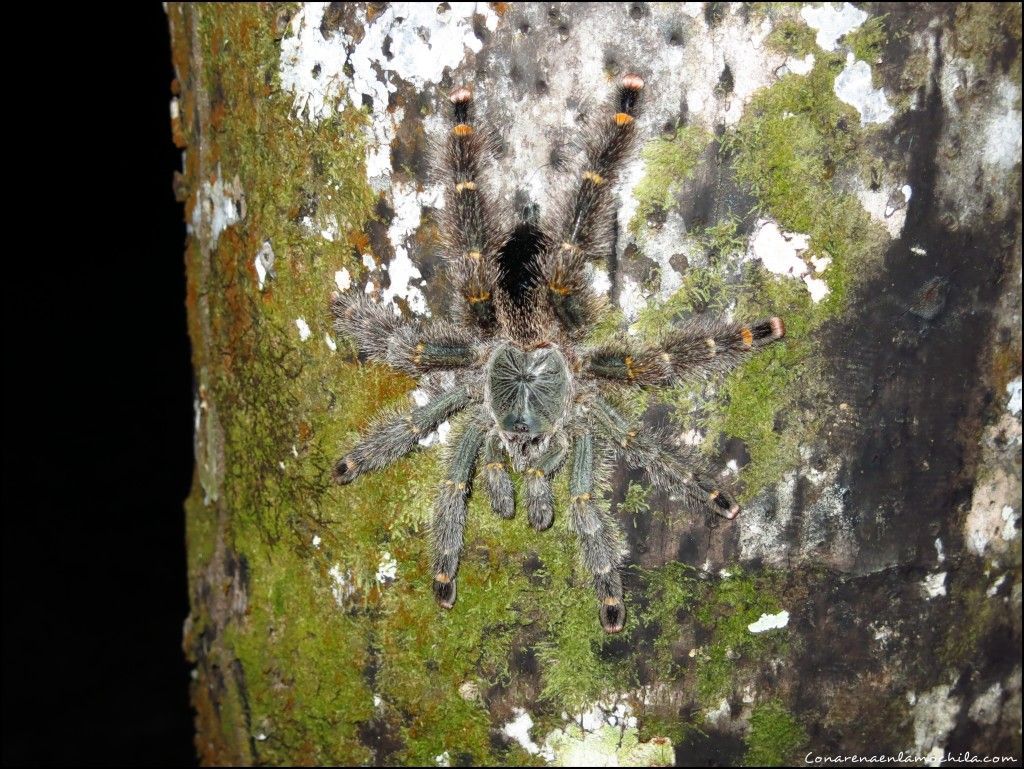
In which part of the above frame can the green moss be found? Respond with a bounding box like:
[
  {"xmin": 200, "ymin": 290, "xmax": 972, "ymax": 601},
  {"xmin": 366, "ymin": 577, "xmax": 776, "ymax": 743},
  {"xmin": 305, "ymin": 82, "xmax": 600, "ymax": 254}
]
[
  {"xmin": 694, "ymin": 570, "xmax": 786, "ymax": 706},
  {"xmin": 765, "ymin": 18, "xmax": 817, "ymax": 57},
  {"xmin": 621, "ymin": 481, "xmax": 651, "ymax": 520},
  {"xmin": 729, "ymin": 54, "xmax": 860, "ymax": 235},
  {"xmin": 939, "ymin": 578, "xmax": 1000, "ymax": 668},
  {"xmin": 536, "ymin": 578, "xmax": 633, "ymax": 712},
  {"xmin": 744, "ymin": 700, "xmax": 808, "ymax": 766},
  {"xmin": 694, "ymin": 215, "xmax": 747, "ymax": 261},
  {"xmin": 585, "ymin": 305, "xmax": 629, "ymax": 346},
  {"xmin": 842, "ymin": 14, "xmax": 889, "ymax": 64},
  {"xmin": 636, "ymin": 564, "xmax": 788, "ymax": 712},
  {"xmin": 225, "ymin": 541, "xmax": 376, "ymax": 764},
  {"xmin": 696, "ymin": 53, "xmax": 887, "ymax": 500},
  {"xmin": 187, "ymin": 5, "xmax": 421, "ymax": 763},
  {"xmin": 704, "ymin": 272, "xmax": 814, "ymax": 500},
  {"xmin": 629, "ymin": 126, "xmax": 712, "ymax": 235},
  {"xmin": 623, "ymin": 56, "xmax": 886, "ymax": 501},
  {"xmin": 632, "ymin": 265, "xmax": 730, "ymax": 340},
  {"xmin": 639, "ymin": 562, "xmax": 702, "ymax": 676},
  {"xmin": 951, "ymin": 2, "xmax": 1023, "ymax": 82},
  {"xmin": 185, "ymin": 490, "xmax": 217, "ymax": 580}
]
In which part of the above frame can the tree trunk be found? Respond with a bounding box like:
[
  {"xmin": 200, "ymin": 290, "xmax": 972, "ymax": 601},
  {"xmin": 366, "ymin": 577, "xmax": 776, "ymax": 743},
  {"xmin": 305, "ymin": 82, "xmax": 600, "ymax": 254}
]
[{"xmin": 169, "ymin": 3, "xmax": 1021, "ymax": 765}]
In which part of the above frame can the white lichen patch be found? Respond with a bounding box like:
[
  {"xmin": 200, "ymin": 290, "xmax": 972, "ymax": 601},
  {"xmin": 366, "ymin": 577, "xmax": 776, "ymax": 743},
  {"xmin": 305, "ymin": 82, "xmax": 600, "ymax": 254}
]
[
  {"xmin": 589, "ymin": 265, "xmax": 612, "ymax": 296},
  {"xmin": 189, "ymin": 164, "xmax": 245, "ymax": 250},
  {"xmin": 745, "ymin": 219, "xmax": 831, "ymax": 303},
  {"xmin": 458, "ymin": 680, "xmax": 481, "ymax": 703},
  {"xmin": 834, "ymin": 54, "xmax": 895, "ymax": 125},
  {"xmin": 935, "ymin": 53, "xmax": 1022, "ymax": 226},
  {"xmin": 785, "ymin": 53, "xmax": 816, "ymax": 76},
  {"xmin": 741, "ymin": 457, "xmax": 856, "ymax": 571},
  {"xmin": 324, "ymin": 333, "xmax": 337, "ymax": 352},
  {"xmin": 328, "ymin": 563, "xmax": 355, "ymax": 606},
  {"xmin": 1000, "ymin": 505, "xmax": 1020, "ymax": 542},
  {"xmin": 748, "ymin": 610, "xmax": 790, "ymax": 633},
  {"xmin": 802, "ymin": 275, "xmax": 830, "ymax": 303},
  {"xmin": 921, "ymin": 571, "xmax": 947, "ymax": 600},
  {"xmin": 871, "ymin": 622, "xmax": 894, "ymax": 645},
  {"xmin": 750, "ymin": 219, "xmax": 812, "ymax": 274},
  {"xmin": 967, "ymin": 488, "xmax": 1020, "ymax": 555},
  {"xmin": 1007, "ymin": 376, "xmax": 1022, "ymax": 417},
  {"xmin": 334, "ymin": 267, "xmax": 351, "ymax": 292},
  {"xmin": 855, "ymin": 181, "xmax": 912, "ymax": 239},
  {"xmin": 704, "ymin": 697, "xmax": 732, "ymax": 727},
  {"xmin": 319, "ymin": 215, "xmax": 339, "ymax": 242},
  {"xmin": 474, "ymin": 4, "xmax": 792, "ymax": 293},
  {"xmin": 381, "ymin": 182, "xmax": 443, "ymax": 316},
  {"xmin": 541, "ymin": 722, "xmax": 673, "ymax": 767},
  {"xmin": 311, "ymin": 535, "xmax": 321, "ymax": 548},
  {"xmin": 986, "ymin": 573, "xmax": 1006, "ymax": 598},
  {"xmin": 912, "ymin": 684, "xmax": 960, "ymax": 764},
  {"xmin": 619, "ymin": 276, "xmax": 646, "ymax": 325},
  {"xmin": 281, "ymin": 3, "xmax": 496, "ymax": 316},
  {"xmin": 968, "ymin": 682, "xmax": 1003, "ymax": 726},
  {"xmin": 983, "ymin": 80, "xmax": 1023, "ymax": 171},
  {"xmin": 800, "ymin": 2, "xmax": 868, "ymax": 52},
  {"xmin": 434, "ymin": 751, "xmax": 451, "ymax": 767},
  {"xmin": 295, "ymin": 317, "xmax": 311, "ymax": 341},
  {"xmin": 635, "ymin": 211, "xmax": 696, "ymax": 300},
  {"xmin": 966, "ymin": 362, "xmax": 1022, "ymax": 556},
  {"xmin": 502, "ymin": 708, "xmax": 541, "ymax": 756},
  {"xmin": 254, "ymin": 241, "xmax": 275, "ymax": 290},
  {"xmin": 375, "ymin": 551, "xmax": 398, "ymax": 583},
  {"xmin": 280, "ymin": 2, "xmax": 497, "ymax": 185}
]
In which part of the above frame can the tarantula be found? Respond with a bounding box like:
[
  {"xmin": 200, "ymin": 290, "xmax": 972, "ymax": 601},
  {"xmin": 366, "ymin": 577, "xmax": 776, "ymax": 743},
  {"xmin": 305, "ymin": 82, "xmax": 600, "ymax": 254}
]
[{"xmin": 330, "ymin": 74, "xmax": 784, "ymax": 633}]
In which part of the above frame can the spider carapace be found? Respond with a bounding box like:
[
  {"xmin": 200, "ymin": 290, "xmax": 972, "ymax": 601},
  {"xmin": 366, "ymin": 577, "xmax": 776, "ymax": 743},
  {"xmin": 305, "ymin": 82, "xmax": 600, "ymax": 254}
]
[{"xmin": 331, "ymin": 74, "xmax": 785, "ymax": 633}]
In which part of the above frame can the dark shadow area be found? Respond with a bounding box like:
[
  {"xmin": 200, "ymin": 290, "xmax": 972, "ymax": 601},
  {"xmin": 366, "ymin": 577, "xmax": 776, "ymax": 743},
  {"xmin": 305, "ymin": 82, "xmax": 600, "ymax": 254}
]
[
  {"xmin": 498, "ymin": 220, "xmax": 545, "ymax": 308},
  {"xmin": 2, "ymin": 6, "xmax": 196, "ymax": 765}
]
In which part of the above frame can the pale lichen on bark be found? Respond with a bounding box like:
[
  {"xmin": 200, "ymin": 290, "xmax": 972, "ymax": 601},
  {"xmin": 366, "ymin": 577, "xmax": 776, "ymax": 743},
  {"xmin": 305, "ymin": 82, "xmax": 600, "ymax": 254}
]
[{"xmin": 171, "ymin": 3, "xmax": 1021, "ymax": 766}]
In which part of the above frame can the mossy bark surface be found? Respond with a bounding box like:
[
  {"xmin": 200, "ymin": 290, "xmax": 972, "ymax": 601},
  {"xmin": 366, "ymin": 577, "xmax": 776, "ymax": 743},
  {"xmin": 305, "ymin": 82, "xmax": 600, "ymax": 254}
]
[{"xmin": 170, "ymin": 4, "xmax": 1021, "ymax": 766}]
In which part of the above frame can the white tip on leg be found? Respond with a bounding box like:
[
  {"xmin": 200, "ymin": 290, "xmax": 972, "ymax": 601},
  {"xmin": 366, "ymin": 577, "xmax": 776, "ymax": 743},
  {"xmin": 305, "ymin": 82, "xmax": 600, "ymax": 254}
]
[
  {"xmin": 622, "ymin": 73, "xmax": 645, "ymax": 91},
  {"xmin": 449, "ymin": 86, "xmax": 472, "ymax": 104}
]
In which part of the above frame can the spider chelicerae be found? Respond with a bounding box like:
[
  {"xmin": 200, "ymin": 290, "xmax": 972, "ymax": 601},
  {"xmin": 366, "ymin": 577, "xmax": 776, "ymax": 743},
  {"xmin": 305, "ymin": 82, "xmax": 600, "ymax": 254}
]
[{"xmin": 330, "ymin": 74, "xmax": 785, "ymax": 633}]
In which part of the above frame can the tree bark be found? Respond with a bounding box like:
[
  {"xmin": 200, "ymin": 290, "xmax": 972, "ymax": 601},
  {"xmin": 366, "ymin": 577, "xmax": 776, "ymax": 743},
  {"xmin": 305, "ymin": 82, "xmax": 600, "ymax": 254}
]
[{"xmin": 169, "ymin": 3, "xmax": 1021, "ymax": 765}]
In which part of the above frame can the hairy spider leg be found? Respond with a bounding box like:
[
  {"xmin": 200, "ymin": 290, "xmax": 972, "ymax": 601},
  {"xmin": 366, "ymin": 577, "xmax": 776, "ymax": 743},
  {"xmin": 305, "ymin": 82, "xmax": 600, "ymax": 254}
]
[
  {"xmin": 331, "ymin": 292, "xmax": 480, "ymax": 374},
  {"xmin": 523, "ymin": 435, "xmax": 570, "ymax": 531},
  {"xmin": 538, "ymin": 73, "xmax": 645, "ymax": 337},
  {"xmin": 333, "ymin": 387, "xmax": 473, "ymax": 485},
  {"xmin": 330, "ymin": 291, "xmax": 408, "ymax": 364},
  {"xmin": 431, "ymin": 414, "xmax": 488, "ymax": 608},
  {"xmin": 592, "ymin": 396, "xmax": 741, "ymax": 520},
  {"xmin": 439, "ymin": 86, "xmax": 506, "ymax": 335},
  {"xmin": 482, "ymin": 431, "xmax": 515, "ymax": 519},
  {"xmin": 586, "ymin": 316, "xmax": 786, "ymax": 385},
  {"xmin": 569, "ymin": 433, "xmax": 630, "ymax": 633}
]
